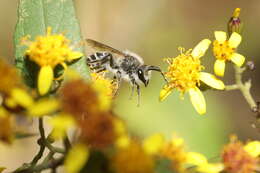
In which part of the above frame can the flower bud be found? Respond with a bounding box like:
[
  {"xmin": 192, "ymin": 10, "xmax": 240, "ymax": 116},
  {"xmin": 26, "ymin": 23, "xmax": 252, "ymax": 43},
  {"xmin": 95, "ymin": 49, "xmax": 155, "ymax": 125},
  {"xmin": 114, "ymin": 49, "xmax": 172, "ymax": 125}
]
[{"xmin": 228, "ymin": 8, "xmax": 242, "ymax": 35}]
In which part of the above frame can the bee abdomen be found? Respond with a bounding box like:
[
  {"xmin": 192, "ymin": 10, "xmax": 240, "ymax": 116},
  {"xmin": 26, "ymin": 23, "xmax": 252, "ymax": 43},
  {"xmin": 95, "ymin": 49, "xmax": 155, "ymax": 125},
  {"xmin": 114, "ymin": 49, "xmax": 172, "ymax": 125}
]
[
  {"xmin": 87, "ymin": 52, "xmax": 110, "ymax": 63},
  {"xmin": 87, "ymin": 52, "xmax": 112, "ymax": 73}
]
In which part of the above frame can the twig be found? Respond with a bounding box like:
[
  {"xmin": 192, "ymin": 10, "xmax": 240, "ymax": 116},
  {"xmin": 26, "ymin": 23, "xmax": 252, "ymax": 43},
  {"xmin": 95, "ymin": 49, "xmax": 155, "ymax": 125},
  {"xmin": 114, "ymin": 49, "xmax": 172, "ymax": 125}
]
[
  {"xmin": 233, "ymin": 66, "xmax": 257, "ymax": 109},
  {"xmin": 13, "ymin": 157, "xmax": 64, "ymax": 173},
  {"xmin": 12, "ymin": 118, "xmax": 66, "ymax": 173},
  {"xmin": 30, "ymin": 118, "xmax": 46, "ymax": 165}
]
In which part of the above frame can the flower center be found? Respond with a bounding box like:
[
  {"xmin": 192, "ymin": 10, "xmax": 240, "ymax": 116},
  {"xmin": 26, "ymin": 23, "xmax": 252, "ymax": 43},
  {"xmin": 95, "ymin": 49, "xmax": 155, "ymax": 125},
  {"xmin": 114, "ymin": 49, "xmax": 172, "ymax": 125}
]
[
  {"xmin": 213, "ymin": 40, "xmax": 235, "ymax": 61},
  {"xmin": 165, "ymin": 48, "xmax": 204, "ymax": 93},
  {"xmin": 25, "ymin": 27, "xmax": 74, "ymax": 67}
]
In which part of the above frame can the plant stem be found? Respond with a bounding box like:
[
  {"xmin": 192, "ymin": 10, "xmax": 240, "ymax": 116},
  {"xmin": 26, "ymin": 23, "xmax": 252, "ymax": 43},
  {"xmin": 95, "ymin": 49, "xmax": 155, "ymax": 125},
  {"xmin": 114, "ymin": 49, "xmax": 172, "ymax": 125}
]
[
  {"xmin": 12, "ymin": 118, "xmax": 66, "ymax": 173},
  {"xmin": 13, "ymin": 157, "xmax": 64, "ymax": 173},
  {"xmin": 233, "ymin": 65, "xmax": 257, "ymax": 109},
  {"xmin": 30, "ymin": 118, "xmax": 46, "ymax": 165}
]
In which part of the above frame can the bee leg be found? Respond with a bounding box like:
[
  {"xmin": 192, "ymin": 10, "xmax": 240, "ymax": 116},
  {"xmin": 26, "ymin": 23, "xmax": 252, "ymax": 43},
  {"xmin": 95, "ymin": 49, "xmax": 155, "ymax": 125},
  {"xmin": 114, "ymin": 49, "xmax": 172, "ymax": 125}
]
[
  {"xmin": 112, "ymin": 72, "xmax": 121, "ymax": 97},
  {"xmin": 129, "ymin": 84, "xmax": 135, "ymax": 100},
  {"xmin": 136, "ymin": 84, "xmax": 141, "ymax": 107},
  {"xmin": 129, "ymin": 77, "xmax": 136, "ymax": 100}
]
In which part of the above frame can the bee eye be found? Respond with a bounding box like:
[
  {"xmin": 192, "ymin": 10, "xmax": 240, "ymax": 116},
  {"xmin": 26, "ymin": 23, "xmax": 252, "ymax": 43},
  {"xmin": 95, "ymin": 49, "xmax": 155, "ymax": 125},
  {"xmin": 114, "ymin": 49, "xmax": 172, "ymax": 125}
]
[{"xmin": 138, "ymin": 69, "xmax": 142, "ymax": 74}]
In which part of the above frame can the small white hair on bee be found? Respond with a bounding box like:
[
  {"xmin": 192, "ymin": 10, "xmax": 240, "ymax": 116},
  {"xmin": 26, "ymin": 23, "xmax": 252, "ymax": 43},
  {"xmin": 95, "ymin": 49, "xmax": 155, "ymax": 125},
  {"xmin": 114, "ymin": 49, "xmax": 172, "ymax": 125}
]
[{"xmin": 123, "ymin": 50, "xmax": 144, "ymax": 64}]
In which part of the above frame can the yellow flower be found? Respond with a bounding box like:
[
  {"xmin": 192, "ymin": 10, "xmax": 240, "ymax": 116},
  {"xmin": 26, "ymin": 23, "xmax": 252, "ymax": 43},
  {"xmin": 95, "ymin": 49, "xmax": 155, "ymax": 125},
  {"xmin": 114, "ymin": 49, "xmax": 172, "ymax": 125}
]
[
  {"xmin": 213, "ymin": 31, "xmax": 245, "ymax": 76},
  {"xmin": 91, "ymin": 72, "xmax": 117, "ymax": 111},
  {"xmin": 142, "ymin": 133, "xmax": 165, "ymax": 155},
  {"xmin": 112, "ymin": 141, "xmax": 155, "ymax": 173},
  {"xmin": 161, "ymin": 135, "xmax": 187, "ymax": 172},
  {"xmin": 48, "ymin": 114, "xmax": 76, "ymax": 140},
  {"xmin": 228, "ymin": 8, "xmax": 242, "ymax": 34},
  {"xmin": 25, "ymin": 27, "xmax": 83, "ymax": 95},
  {"xmin": 222, "ymin": 136, "xmax": 259, "ymax": 173},
  {"xmin": 65, "ymin": 143, "xmax": 89, "ymax": 173},
  {"xmin": 160, "ymin": 39, "xmax": 225, "ymax": 115}
]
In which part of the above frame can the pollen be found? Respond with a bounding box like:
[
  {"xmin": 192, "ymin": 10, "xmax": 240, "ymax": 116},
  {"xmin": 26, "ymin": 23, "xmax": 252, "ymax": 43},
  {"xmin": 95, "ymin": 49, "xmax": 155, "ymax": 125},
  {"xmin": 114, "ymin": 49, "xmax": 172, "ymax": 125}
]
[
  {"xmin": 213, "ymin": 41, "xmax": 235, "ymax": 61},
  {"xmin": 25, "ymin": 27, "xmax": 82, "ymax": 67},
  {"xmin": 165, "ymin": 48, "xmax": 204, "ymax": 93}
]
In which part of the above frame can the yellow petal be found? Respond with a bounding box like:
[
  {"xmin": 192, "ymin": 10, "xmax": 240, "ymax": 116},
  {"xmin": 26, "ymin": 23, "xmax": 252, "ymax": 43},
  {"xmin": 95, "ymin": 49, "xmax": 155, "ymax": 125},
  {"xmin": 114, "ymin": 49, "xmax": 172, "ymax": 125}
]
[
  {"xmin": 214, "ymin": 60, "xmax": 226, "ymax": 77},
  {"xmin": 244, "ymin": 141, "xmax": 260, "ymax": 157},
  {"xmin": 191, "ymin": 39, "xmax": 211, "ymax": 58},
  {"xmin": 4, "ymin": 98, "xmax": 17, "ymax": 108},
  {"xmin": 230, "ymin": 53, "xmax": 245, "ymax": 67},
  {"xmin": 10, "ymin": 88, "xmax": 34, "ymax": 108},
  {"xmin": 214, "ymin": 31, "xmax": 227, "ymax": 44},
  {"xmin": 38, "ymin": 66, "xmax": 54, "ymax": 95},
  {"xmin": 159, "ymin": 85, "xmax": 173, "ymax": 101},
  {"xmin": 197, "ymin": 163, "xmax": 224, "ymax": 173},
  {"xmin": 186, "ymin": 152, "xmax": 208, "ymax": 166},
  {"xmin": 65, "ymin": 143, "xmax": 89, "ymax": 173},
  {"xmin": 48, "ymin": 114, "xmax": 76, "ymax": 140},
  {"xmin": 27, "ymin": 98, "xmax": 59, "ymax": 117},
  {"xmin": 143, "ymin": 133, "xmax": 165, "ymax": 155},
  {"xmin": 233, "ymin": 8, "xmax": 241, "ymax": 18},
  {"xmin": 189, "ymin": 87, "xmax": 206, "ymax": 115},
  {"xmin": 67, "ymin": 52, "xmax": 83, "ymax": 61},
  {"xmin": 228, "ymin": 32, "xmax": 242, "ymax": 48},
  {"xmin": 199, "ymin": 72, "xmax": 225, "ymax": 90}
]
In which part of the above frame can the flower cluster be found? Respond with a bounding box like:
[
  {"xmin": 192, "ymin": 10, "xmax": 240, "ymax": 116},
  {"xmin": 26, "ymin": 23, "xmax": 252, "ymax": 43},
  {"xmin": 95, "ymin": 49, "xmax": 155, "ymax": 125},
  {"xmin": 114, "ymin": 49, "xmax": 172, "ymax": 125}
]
[
  {"xmin": 160, "ymin": 40, "xmax": 225, "ymax": 114},
  {"xmin": 23, "ymin": 27, "xmax": 83, "ymax": 95},
  {"xmin": 160, "ymin": 8, "xmax": 246, "ymax": 115},
  {"xmin": 0, "ymin": 6, "xmax": 258, "ymax": 173}
]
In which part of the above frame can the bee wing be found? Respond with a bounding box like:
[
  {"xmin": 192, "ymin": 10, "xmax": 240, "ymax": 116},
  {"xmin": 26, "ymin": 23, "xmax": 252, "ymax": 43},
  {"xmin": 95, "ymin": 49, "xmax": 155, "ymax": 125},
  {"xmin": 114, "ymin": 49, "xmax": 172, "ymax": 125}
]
[{"xmin": 85, "ymin": 39, "xmax": 125, "ymax": 57}]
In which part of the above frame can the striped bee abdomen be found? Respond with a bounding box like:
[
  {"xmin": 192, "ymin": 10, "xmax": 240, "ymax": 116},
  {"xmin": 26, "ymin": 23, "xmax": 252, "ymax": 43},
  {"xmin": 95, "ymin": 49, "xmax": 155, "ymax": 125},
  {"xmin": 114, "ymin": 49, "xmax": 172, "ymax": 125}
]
[{"xmin": 86, "ymin": 52, "xmax": 111, "ymax": 73}]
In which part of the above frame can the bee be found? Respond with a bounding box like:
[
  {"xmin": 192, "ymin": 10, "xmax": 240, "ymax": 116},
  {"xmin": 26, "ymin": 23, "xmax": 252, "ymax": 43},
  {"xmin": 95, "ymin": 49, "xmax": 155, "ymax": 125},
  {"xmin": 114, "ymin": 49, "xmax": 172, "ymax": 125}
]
[{"xmin": 85, "ymin": 39, "xmax": 167, "ymax": 105}]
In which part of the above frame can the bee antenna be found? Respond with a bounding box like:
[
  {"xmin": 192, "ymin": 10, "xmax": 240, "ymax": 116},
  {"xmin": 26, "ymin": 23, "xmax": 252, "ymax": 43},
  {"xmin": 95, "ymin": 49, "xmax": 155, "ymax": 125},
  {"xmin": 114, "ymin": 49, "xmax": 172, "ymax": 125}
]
[{"xmin": 147, "ymin": 66, "xmax": 168, "ymax": 83}]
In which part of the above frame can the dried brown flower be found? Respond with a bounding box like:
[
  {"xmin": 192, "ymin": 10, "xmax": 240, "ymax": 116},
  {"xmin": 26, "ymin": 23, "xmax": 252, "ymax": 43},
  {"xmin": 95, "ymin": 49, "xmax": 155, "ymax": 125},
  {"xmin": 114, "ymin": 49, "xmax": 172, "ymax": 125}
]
[
  {"xmin": 0, "ymin": 60, "xmax": 22, "ymax": 95},
  {"xmin": 60, "ymin": 79, "xmax": 99, "ymax": 119},
  {"xmin": 222, "ymin": 136, "xmax": 258, "ymax": 173},
  {"xmin": 79, "ymin": 112, "xmax": 116, "ymax": 149}
]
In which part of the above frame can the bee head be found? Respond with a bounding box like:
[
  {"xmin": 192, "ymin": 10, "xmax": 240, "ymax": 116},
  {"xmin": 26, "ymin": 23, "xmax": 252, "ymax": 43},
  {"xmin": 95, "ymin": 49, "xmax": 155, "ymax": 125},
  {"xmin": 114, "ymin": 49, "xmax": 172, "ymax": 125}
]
[{"xmin": 137, "ymin": 65, "xmax": 167, "ymax": 87}]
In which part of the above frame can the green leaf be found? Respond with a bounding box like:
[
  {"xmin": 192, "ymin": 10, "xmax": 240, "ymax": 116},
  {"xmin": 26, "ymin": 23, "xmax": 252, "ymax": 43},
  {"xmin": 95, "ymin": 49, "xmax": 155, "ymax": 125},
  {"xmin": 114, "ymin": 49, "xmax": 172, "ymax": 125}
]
[{"xmin": 14, "ymin": 0, "xmax": 89, "ymax": 88}]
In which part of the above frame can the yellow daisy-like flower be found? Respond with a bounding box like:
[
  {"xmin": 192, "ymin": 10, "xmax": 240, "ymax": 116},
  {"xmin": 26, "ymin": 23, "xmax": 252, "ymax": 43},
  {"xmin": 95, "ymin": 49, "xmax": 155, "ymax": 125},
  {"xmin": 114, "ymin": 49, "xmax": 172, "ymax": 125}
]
[
  {"xmin": 160, "ymin": 39, "xmax": 225, "ymax": 115},
  {"xmin": 25, "ymin": 27, "xmax": 83, "ymax": 95},
  {"xmin": 213, "ymin": 31, "xmax": 245, "ymax": 76}
]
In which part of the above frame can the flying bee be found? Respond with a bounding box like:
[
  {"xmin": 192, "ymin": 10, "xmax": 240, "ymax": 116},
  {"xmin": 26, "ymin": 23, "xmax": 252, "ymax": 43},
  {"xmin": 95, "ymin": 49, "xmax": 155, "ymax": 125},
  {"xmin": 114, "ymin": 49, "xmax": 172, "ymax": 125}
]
[{"xmin": 85, "ymin": 39, "xmax": 167, "ymax": 105}]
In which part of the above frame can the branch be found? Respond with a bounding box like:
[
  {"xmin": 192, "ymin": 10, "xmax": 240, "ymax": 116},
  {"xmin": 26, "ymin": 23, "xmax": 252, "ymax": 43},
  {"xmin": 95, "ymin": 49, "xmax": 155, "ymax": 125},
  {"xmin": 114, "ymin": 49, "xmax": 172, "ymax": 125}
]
[
  {"xmin": 13, "ymin": 157, "xmax": 64, "ymax": 173},
  {"xmin": 233, "ymin": 66, "xmax": 257, "ymax": 109}
]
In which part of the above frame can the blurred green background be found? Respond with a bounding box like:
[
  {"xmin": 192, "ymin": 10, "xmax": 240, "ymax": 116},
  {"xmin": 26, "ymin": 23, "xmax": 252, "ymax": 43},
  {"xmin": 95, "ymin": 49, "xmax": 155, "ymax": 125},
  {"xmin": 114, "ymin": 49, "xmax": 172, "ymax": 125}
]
[{"xmin": 0, "ymin": 0, "xmax": 260, "ymax": 172}]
